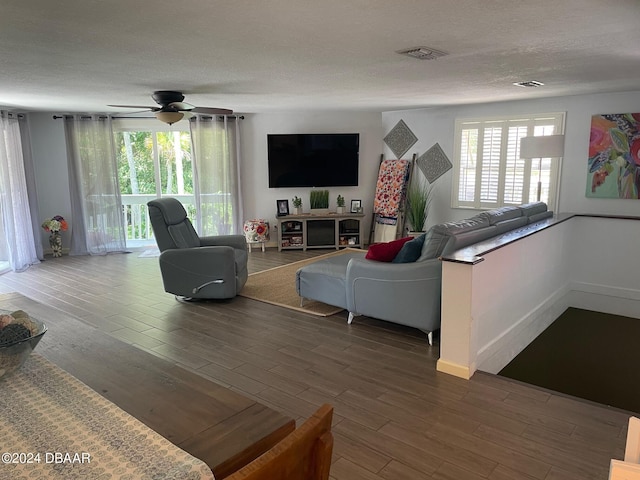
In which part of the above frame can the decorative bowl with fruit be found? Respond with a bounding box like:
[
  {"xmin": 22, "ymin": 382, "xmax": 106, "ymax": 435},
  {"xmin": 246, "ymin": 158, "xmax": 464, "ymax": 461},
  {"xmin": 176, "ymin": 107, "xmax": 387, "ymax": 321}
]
[{"xmin": 0, "ymin": 310, "xmax": 47, "ymax": 380}]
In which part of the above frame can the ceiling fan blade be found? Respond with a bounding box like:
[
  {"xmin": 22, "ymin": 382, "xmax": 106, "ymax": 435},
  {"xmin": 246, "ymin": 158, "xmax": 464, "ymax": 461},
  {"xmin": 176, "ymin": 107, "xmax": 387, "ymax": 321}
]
[
  {"xmin": 107, "ymin": 105, "xmax": 159, "ymax": 111},
  {"xmin": 190, "ymin": 107, "xmax": 234, "ymax": 115},
  {"xmin": 168, "ymin": 101, "xmax": 195, "ymax": 111}
]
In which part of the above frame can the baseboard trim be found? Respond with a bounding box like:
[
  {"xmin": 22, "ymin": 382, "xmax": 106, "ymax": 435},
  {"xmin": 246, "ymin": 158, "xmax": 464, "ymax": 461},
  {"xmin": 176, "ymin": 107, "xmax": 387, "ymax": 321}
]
[
  {"xmin": 436, "ymin": 359, "xmax": 472, "ymax": 379},
  {"xmin": 568, "ymin": 282, "xmax": 640, "ymax": 319},
  {"xmin": 476, "ymin": 286, "xmax": 570, "ymax": 374}
]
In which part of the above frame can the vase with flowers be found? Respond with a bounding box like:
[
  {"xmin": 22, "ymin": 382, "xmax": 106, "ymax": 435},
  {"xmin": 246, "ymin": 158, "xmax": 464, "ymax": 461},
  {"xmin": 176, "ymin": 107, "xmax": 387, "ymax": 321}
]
[{"xmin": 41, "ymin": 215, "xmax": 68, "ymax": 257}]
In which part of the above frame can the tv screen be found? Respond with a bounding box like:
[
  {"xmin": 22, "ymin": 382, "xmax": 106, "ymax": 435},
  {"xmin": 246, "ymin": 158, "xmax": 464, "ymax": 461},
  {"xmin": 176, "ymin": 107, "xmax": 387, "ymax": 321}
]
[{"xmin": 268, "ymin": 133, "xmax": 359, "ymax": 188}]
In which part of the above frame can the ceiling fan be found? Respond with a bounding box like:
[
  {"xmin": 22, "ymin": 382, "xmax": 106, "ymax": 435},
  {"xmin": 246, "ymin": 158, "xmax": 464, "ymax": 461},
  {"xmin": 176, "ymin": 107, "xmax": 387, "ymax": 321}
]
[{"xmin": 109, "ymin": 90, "xmax": 233, "ymax": 125}]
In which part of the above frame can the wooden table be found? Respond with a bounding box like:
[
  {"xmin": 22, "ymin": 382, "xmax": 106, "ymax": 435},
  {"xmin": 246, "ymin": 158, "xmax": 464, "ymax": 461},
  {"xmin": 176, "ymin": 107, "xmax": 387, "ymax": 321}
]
[
  {"xmin": 0, "ymin": 293, "xmax": 295, "ymax": 479},
  {"xmin": 1, "ymin": 353, "xmax": 216, "ymax": 479}
]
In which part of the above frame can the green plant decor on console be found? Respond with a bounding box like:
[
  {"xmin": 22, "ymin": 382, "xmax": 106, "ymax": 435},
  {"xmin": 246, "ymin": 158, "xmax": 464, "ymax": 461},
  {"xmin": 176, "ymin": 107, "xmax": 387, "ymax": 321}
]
[
  {"xmin": 310, "ymin": 190, "xmax": 329, "ymax": 210},
  {"xmin": 292, "ymin": 196, "xmax": 303, "ymax": 208},
  {"xmin": 336, "ymin": 195, "xmax": 345, "ymax": 207},
  {"xmin": 405, "ymin": 179, "xmax": 433, "ymax": 233}
]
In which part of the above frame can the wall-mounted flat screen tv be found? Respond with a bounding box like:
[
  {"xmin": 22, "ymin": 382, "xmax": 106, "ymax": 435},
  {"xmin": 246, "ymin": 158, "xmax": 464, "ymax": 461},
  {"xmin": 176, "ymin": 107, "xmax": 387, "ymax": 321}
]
[{"xmin": 268, "ymin": 133, "xmax": 359, "ymax": 188}]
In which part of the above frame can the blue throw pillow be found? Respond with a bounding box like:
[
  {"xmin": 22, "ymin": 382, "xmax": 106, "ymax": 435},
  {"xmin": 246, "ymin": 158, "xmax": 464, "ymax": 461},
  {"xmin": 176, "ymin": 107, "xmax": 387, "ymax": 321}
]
[{"xmin": 392, "ymin": 233, "xmax": 426, "ymax": 263}]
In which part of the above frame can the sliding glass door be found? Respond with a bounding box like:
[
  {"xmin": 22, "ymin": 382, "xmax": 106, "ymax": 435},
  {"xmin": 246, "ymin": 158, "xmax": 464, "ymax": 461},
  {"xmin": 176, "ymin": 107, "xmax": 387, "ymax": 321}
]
[{"xmin": 113, "ymin": 120, "xmax": 194, "ymax": 245}]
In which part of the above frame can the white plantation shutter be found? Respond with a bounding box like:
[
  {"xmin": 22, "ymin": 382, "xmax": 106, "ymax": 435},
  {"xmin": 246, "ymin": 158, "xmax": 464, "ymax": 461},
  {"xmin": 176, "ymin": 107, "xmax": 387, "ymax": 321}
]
[
  {"xmin": 452, "ymin": 113, "xmax": 565, "ymax": 210},
  {"xmin": 480, "ymin": 127, "xmax": 501, "ymax": 203},
  {"xmin": 504, "ymin": 125, "xmax": 528, "ymax": 205},
  {"xmin": 458, "ymin": 128, "xmax": 477, "ymax": 203}
]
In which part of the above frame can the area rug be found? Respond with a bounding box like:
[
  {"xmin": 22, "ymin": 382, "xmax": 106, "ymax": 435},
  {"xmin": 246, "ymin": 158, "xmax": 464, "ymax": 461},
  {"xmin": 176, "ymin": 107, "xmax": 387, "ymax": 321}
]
[
  {"xmin": 498, "ymin": 307, "xmax": 640, "ymax": 414},
  {"xmin": 239, "ymin": 249, "xmax": 364, "ymax": 316}
]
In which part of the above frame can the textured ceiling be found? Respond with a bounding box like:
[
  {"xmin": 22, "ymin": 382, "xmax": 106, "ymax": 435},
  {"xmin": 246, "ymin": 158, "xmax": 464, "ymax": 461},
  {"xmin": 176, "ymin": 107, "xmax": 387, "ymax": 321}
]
[{"xmin": 1, "ymin": 0, "xmax": 640, "ymax": 114}]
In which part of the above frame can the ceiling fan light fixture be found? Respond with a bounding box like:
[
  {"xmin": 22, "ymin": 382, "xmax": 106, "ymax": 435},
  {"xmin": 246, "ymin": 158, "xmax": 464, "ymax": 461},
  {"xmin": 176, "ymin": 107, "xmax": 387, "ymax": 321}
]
[
  {"xmin": 155, "ymin": 111, "xmax": 184, "ymax": 125},
  {"xmin": 109, "ymin": 91, "xmax": 232, "ymax": 119}
]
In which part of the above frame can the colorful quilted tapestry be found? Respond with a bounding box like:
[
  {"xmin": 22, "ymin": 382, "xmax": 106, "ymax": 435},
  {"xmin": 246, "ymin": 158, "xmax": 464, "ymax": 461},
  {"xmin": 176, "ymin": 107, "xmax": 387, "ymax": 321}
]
[{"xmin": 373, "ymin": 159, "xmax": 411, "ymax": 219}]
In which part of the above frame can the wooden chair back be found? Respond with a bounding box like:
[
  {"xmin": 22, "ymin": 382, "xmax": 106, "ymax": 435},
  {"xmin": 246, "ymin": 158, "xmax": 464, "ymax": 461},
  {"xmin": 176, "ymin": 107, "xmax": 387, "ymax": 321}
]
[
  {"xmin": 226, "ymin": 404, "xmax": 333, "ymax": 480},
  {"xmin": 609, "ymin": 417, "xmax": 640, "ymax": 479},
  {"xmin": 625, "ymin": 417, "xmax": 640, "ymax": 464}
]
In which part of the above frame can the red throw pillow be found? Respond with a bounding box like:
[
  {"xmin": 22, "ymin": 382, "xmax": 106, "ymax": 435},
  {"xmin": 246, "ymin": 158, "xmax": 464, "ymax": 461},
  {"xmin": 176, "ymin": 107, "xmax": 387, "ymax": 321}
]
[{"xmin": 365, "ymin": 236, "xmax": 413, "ymax": 262}]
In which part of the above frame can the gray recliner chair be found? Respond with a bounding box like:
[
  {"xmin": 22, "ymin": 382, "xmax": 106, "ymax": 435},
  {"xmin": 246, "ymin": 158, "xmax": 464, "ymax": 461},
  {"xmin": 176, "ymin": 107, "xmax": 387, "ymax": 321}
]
[{"xmin": 147, "ymin": 198, "xmax": 248, "ymax": 300}]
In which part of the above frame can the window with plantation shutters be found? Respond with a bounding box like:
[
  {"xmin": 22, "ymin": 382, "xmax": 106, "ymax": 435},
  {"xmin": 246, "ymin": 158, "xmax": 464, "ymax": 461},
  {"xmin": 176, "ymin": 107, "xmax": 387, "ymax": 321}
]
[{"xmin": 452, "ymin": 113, "xmax": 565, "ymax": 210}]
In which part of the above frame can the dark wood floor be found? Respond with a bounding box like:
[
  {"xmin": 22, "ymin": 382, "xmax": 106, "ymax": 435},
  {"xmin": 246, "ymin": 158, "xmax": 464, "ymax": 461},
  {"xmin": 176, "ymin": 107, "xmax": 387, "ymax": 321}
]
[
  {"xmin": 0, "ymin": 248, "xmax": 630, "ymax": 480},
  {"xmin": 499, "ymin": 308, "xmax": 640, "ymax": 415}
]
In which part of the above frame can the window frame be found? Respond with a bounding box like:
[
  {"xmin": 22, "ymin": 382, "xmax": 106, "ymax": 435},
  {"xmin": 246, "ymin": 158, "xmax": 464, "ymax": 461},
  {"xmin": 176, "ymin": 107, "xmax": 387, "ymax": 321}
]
[{"xmin": 452, "ymin": 112, "xmax": 565, "ymax": 211}]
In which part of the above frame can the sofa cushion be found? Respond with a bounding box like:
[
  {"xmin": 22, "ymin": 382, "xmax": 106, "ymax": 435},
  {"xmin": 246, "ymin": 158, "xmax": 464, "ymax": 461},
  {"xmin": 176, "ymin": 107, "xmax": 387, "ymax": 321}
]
[
  {"xmin": 423, "ymin": 216, "xmax": 496, "ymax": 258},
  {"xmin": 365, "ymin": 236, "xmax": 413, "ymax": 262},
  {"xmin": 527, "ymin": 210, "xmax": 553, "ymax": 223},
  {"xmin": 392, "ymin": 233, "xmax": 426, "ymax": 263},
  {"xmin": 519, "ymin": 201, "xmax": 548, "ymax": 217},
  {"xmin": 492, "ymin": 216, "xmax": 528, "ymax": 234},
  {"xmin": 432, "ymin": 216, "xmax": 491, "ymax": 236},
  {"xmin": 296, "ymin": 253, "xmax": 358, "ymax": 310},
  {"xmin": 442, "ymin": 225, "xmax": 499, "ymax": 254},
  {"xmin": 478, "ymin": 206, "xmax": 522, "ymax": 225},
  {"xmin": 417, "ymin": 227, "xmax": 451, "ymax": 261}
]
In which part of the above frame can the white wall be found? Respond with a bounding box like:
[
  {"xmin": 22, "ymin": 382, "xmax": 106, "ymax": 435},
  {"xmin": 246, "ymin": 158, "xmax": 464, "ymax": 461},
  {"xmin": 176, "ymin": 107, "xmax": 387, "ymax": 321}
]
[
  {"xmin": 567, "ymin": 216, "xmax": 640, "ymax": 317},
  {"xmin": 383, "ymin": 90, "xmax": 640, "ymax": 227}
]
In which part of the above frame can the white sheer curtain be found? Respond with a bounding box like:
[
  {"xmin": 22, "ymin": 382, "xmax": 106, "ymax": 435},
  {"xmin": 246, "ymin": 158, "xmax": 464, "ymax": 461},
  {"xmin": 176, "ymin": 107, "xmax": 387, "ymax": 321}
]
[
  {"xmin": 64, "ymin": 115, "xmax": 127, "ymax": 255},
  {"xmin": 18, "ymin": 116, "xmax": 44, "ymax": 261},
  {"xmin": 0, "ymin": 112, "xmax": 40, "ymax": 272},
  {"xmin": 189, "ymin": 115, "xmax": 243, "ymax": 235}
]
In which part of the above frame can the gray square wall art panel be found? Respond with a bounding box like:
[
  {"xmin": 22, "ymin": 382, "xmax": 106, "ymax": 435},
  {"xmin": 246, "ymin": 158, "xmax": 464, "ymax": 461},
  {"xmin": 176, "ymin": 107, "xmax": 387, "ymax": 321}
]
[
  {"xmin": 384, "ymin": 119, "xmax": 418, "ymax": 159},
  {"xmin": 417, "ymin": 142, "xmax": 453, "ymax": 183}
]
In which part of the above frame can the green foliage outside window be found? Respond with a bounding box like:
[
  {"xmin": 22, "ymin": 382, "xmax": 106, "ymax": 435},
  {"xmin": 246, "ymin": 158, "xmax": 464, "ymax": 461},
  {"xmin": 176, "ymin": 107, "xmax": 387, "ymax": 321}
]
[{"xmin": 114, "ymin": 131, "xmax": 193, "ymax": 196}]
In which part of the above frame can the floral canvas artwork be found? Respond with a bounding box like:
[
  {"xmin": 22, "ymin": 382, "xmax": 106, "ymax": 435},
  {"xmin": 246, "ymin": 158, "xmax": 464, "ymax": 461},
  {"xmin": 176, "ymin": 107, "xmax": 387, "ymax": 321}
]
[{"xmin": 587, "ymin": 113, "xmax": 640, "ymax": 199}]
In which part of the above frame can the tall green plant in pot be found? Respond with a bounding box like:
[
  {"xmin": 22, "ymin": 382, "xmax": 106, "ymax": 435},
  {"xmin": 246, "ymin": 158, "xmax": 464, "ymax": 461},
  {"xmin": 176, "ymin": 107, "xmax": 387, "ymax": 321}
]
[{"xmin": 405, "ymin": 178, "xmax": 432, "ymax": 234}]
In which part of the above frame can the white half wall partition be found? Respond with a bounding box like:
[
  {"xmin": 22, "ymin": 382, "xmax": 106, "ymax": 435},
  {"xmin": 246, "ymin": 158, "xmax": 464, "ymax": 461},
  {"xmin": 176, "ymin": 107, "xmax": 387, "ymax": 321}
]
[{"xmin": 436, "ymin": 215, "xmax": 640, "ymax": 379}]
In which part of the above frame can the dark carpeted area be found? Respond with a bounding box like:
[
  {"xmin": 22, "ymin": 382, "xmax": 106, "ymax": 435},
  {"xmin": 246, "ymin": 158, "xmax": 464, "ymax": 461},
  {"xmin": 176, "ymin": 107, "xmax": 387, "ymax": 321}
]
[{"xmin": 498, "ymin": 307, "xmax": 640, "ymax": 414}]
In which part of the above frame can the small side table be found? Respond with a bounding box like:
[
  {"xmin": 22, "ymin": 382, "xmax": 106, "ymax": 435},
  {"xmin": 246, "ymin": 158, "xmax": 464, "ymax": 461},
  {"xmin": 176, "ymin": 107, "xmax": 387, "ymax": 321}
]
[{"xmin": 243, "ymin": 219, "xmax": 270, "ymax": 252}]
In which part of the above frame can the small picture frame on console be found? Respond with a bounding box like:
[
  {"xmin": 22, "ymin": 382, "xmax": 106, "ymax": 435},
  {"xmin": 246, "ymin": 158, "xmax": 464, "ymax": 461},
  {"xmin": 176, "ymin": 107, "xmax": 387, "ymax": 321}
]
[
  {"xmin": 276, "ymin": 199, "xmax": 289, "ymax": 216},
  {"xmin": 350, "ymin": 199, "xmax": 362, "ymax": 213}
]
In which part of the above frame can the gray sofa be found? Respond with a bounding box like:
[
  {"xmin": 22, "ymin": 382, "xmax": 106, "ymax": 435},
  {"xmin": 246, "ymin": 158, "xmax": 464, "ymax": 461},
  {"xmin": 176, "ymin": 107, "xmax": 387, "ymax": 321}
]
[{"xmin": 296, "ymin": 202, "xmax": 552, "ymax": 344}]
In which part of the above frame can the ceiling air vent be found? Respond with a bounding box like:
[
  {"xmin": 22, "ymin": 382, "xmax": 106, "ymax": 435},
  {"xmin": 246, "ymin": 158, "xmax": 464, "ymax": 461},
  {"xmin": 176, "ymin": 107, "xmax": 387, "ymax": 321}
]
[
  {"xmin": 397, "ymin": 46, "xmax": 448, "ymax": 60},
  {"xmin": 513, "ymin": 80, "xmax": 545, "ymax": 87}
]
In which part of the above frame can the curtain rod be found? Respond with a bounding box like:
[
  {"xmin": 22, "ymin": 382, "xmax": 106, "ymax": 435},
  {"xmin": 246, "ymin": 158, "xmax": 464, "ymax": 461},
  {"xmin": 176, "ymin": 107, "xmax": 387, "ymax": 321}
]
[
  {"xmin": 1, "ymin": 112, "xmax": 25, "ymax": 119},
  {"xmin": 52, "ymin": 114, "xmax": 244, "ymax": 120}
]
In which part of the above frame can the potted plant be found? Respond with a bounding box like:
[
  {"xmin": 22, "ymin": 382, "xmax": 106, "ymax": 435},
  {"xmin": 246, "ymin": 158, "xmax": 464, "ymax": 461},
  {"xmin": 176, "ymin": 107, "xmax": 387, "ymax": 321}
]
[
  {"xmin": 309, "ymin": 190, "xmax": 329, "ymax": 214},
  {"xmin": 336, "ymin": 194, "xmax": 345, "ymax": 214},
  {"xmin": 405, "ymin": 178, "xmax": 432, "ymax": 235},
  {"xmin": 292, "ymin": 196, "xmax": 303, "ymax": 214}
]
